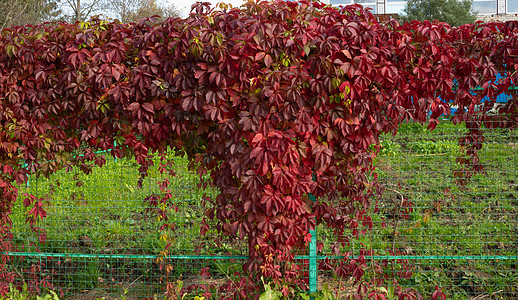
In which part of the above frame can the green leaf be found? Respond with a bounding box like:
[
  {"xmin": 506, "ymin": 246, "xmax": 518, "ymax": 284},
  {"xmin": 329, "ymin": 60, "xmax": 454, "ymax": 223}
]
[
  {"xmin": 303, "ymin": 44, "xmax": 310, "ymax": 56},
  {"xmin": 298, "ymin": 293, "xmax": 310, "ymax": 300},
  {"xmin": 259, "ymin": 279, "xmax": 283, "ymax": 300},
  {"xmin": 342, "ymin": 85, "xmax": 350, "ymax": 95},
  {"xmin": 79, "ymin": 21, "xmax": 90, "ymax": 30},
  {"xmin": 6, "ymin": 44, "xmax": 16, "ymax": 58},
  {"xmin": 259, "ymin": 287, "xmax": 283, "ymax": 300}
]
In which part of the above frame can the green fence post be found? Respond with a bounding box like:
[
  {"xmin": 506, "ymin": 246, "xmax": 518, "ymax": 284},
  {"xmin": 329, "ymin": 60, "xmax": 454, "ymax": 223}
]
[{"xmin": 309, "ymin": 192, "xmax": 317, "ymax": 297}]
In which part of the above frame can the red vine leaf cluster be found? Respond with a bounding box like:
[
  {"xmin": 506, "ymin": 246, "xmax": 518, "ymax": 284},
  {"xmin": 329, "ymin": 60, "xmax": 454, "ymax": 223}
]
[{"xmin": 1, "ymin": 1, "xmax": 518, "ymax": 297}]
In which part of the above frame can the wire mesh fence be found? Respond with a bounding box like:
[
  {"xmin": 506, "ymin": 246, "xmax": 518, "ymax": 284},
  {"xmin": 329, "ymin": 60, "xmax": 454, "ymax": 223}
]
[
  {"xmin": 317, "ymin": 120, "xmax": 518, "ymax": 299},
  {"xmin": 6, "ymin": 119, "xmax": 518, "ymax": 299},
  {"xmin": 10, "ymin": 155, "xmax": 249, "ymax": 298}
]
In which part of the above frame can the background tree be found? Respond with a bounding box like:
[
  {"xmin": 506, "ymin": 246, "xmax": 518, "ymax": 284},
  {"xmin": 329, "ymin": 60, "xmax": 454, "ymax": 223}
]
[
  {"xmin": 0, "ymin": 0, "xmax": 60, "ymax": 29},
  {"xmin": 107, "ymin": 0, "xmax": 180, "ymax": 23},
  {"xmin": 60, "ymin": 0, "xmax": 104, "ymax": 22},
  {"xmin": 0, "ymin": 0, "xmax": 179, "ymax": 28},
  {"xmin": 400, "ymin": 0, "xmax": 476, "ymax": 26}
]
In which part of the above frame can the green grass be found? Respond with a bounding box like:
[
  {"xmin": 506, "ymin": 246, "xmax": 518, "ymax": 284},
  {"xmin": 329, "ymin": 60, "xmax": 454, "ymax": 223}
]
[{"xmin": 13, "ymin": 154, "xmax": 229, "ymax": 255}]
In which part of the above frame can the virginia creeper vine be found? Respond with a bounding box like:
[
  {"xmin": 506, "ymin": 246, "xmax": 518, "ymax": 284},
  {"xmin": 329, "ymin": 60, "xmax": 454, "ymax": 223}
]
[{"xmin": 1, "ymin": 1, "xmax": 518, "ymax": 298}]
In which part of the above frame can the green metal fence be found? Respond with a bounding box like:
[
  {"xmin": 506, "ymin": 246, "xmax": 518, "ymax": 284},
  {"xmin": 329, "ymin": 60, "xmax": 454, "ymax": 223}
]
[
  {"xmin": 316, "ymin": 120, "xmax": 518, "ymax": 299},
  {"xmin": 6, "ymin": 119, "xmax": 518, "ymax": 299},
  {"xmin": 10, "ymin": 154, "xmax": 250, "ymax": 298}
]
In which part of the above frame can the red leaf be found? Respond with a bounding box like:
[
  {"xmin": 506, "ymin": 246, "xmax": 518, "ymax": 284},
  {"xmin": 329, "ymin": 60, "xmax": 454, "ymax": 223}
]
[
  {"xmin": 39, "ymin": 233, "xmax": 47, "ymax": 244},
  {"xmin": 112, "ymin": 68, "xmax": 121, "ymax": 81},
  {"xmin": 341, "ymin": 49, "xmax": 352, "ymax": 59},
  {"xmin": 3, "ymin": 165, "xmax": 13, "ymax": 175},
  {"xmin": 28, "ymin": 201, "xmax": 47, "ymax": 220},
  {"xmin": 200, "ymin": 218, "xmax": 209, "ymax": 236},
  {"xmin": 345, "ymin": 116, "xmax": 360, "ymax": 125},
  {"xmin": 251, "ymin": 133, "xmax": 264, "ymax": 144},
  {"xmin": 127, "ymin": 102, "xmax": 141, "ymax": 112},
  {"xmin": 264, "ymin": 54, "xmax": 273, "ymax": 67},
  {"xmin": 142, "ymin": 102, "xmax": 154, "ymax": 113},
  {"xmin": 255, "ymin": 52, "xmax": 265, "ymax": 61}
]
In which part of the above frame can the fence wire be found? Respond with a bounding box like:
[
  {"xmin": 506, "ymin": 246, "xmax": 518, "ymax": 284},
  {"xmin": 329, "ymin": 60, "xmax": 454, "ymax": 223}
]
[
  {"xmin": 7, "ymin": 119, "xmax": 518, "ymax": 299},
  {"xmin": 318, "ymin": 120, "xmax": 518, "ymax": 299},
  {"xmin": 10, "ymin": 155, "xmax": 248, "ymax": 299}
]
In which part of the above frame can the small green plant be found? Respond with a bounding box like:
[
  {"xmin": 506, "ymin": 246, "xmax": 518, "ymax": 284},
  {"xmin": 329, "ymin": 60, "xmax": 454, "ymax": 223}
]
[
  {"xmin": 0, "ymin": 284, "xmax": 31, "ymax": 300},
  {"xmin": 0, "ymin": 283, "xmax": 60, "ymax": 300},
  {"xmin": 259, "ymin": 279, "xmax": 339, "ymax": 300},
  {"xmin": 408, "ymin": 140, "xmax": 460, "ymax": 155},
  {"xmin": 36, "ymin": 291, "xmax": 59, "ymax": 300},
  {"xmin": 119, "ymin": 288, "xmax": 128, "ymax": 300},
  {"xmin": 303, "ymin": 284, "xmax": 337, "ymax": 300},
  {"xmin": 380, "ymin": 140, "xmax": 402, "ymax": 157},
  {"xmin": 258, "ymin": 277, "xmax": 284, "ymax": 300}
]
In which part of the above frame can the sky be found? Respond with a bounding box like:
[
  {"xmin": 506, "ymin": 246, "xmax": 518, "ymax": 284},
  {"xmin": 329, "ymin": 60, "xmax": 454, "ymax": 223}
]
[{"xmin": 166, "ymin": 0, "xmax": 247, "ymax": 17}]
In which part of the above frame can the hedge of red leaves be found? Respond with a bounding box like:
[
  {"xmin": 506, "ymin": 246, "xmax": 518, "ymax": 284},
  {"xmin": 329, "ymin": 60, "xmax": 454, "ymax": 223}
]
[{"xmin": 1, "ymin": 0, "xmax": 518, "ymax": 298}]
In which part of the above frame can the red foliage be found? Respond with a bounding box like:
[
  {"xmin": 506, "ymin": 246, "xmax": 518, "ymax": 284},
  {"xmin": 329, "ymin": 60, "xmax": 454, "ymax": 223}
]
[{"xmin": 1, "ymin": 0, "xmax": 518, "ymax": 297}]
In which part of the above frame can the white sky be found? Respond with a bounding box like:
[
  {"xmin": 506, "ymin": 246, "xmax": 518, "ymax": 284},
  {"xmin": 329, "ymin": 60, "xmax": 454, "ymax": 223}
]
[{"xmin": 166, "ymin": 0, "xmax": 247, "ymax": 17}]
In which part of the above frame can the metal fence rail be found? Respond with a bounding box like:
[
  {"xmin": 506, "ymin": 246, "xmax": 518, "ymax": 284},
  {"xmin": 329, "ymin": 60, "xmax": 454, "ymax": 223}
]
[{"xmin": 6, "ymin": 119, "xmax": 518, "ymax": 299}]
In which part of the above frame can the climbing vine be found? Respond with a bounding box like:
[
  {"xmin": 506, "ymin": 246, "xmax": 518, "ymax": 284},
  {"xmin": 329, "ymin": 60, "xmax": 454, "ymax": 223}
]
[{"xmin": 1, "ymin": 1, "xmax": 518, "ymax": 298}]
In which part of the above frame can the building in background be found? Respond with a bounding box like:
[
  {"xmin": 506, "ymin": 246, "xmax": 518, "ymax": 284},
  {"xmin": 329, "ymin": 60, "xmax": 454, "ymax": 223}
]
[{"xmin": 326, "ymin": 0, "xmax": 518, "ymax": 21}]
